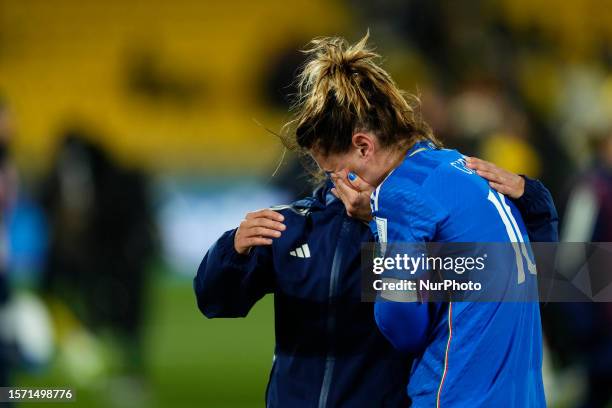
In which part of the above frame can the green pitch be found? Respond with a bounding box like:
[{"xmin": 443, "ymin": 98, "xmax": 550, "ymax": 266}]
[{"xmin": 15, "ymin": 275, "xmax": 275, "ymax": 408}]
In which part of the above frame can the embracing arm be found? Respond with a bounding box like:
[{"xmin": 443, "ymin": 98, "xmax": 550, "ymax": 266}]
[
  {"xmin": 511, "ymin": 177, "xmax": 559, "ymax": 242},
  {"xmin": 194, "ymin": 230, "xmax": 274, "ymax": 318},
  {"xmin": 466, "ymin": 157, "xmax": 559, "ymax": 242},
  {"xmin": 194, "ymin": 209, "xmax": 285, "ymax": 318}
]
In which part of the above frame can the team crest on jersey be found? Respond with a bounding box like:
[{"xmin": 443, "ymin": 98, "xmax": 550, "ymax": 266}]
[{"xmin": 450, "ymin": 157, "xmax": 474, "ymax": 175}]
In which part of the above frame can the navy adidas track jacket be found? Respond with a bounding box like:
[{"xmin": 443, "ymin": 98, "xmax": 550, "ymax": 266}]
[{"xmin": 194, "ymin": 176, "xmax": 558, "ymax": 408}]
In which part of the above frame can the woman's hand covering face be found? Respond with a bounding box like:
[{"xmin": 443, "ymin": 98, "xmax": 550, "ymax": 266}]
[{"xmin": 330, "ymin": 170, "xmax": 375, "ymax": 222}]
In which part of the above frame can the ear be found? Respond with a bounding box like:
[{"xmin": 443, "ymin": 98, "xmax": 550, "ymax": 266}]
[{"xmin": 351, "ymin": 132, "xmax": 375, "ymax": 159}]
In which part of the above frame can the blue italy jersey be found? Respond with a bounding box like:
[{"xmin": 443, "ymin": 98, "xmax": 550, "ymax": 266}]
[{"xmin": 369, "ymin": 141, "xmax": 545, "ymax": 407}]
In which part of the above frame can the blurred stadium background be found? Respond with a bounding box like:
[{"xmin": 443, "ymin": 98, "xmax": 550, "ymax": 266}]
[{"xmin": 0, "ymin": 0, "xmax": 612, "ymax": 407}]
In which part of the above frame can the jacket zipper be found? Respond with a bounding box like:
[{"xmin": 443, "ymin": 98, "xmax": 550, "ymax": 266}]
[{"xmin": 317, "ymin": 215, "xmax": 352, "ymax": 408}]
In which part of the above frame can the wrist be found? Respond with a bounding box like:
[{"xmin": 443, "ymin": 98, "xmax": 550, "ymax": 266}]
[
  {"xmin": 234, "ymin": 246, "xmax": 251, "ymax": 255},
  {"xmin": 231, "ymin": 230, "xmax": 253, "ymax": 258},
  {"xmin": 516, "ymin": 176, "xmax": 526, "ymax": 199},
  {"xmin": 510, "ymin": 175, "xmax": 536, "ymax": 212}
]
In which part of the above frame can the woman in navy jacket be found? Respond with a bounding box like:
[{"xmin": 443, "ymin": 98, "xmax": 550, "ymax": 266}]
[{"xmin": 194, "ymin": 159, "xmax": 558, "ymax": 408}]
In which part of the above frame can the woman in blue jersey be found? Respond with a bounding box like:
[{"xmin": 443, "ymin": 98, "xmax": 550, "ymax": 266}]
[{"xmin": 284, "ymin": 33, "xmax": 548, "ymax": 407}]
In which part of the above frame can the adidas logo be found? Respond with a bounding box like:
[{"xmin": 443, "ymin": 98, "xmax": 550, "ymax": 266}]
[{"xmin": 289, "ymin": 243, "xmax": 311, "ymax": 258}]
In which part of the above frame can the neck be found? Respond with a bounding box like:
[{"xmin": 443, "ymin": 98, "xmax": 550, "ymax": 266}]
[{"xmin": 372, "ymin": 144, "xmax": 411, "ymax": 186}]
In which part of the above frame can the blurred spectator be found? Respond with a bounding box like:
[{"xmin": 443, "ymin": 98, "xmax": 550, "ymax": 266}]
[
  {"xmin": 39, "ymin": 130, "xmax": 156, "ymax": 379},
  {"xmin": 0, "ymin": 97, "xmax": 18, "ymax": 388},
  {"xmin": 563, "ymin": 129, "xmax": 612, "ymax": 243},
  {"xmin": 557, "ymin": 128, "xmax": 612, "ymax": 408}
]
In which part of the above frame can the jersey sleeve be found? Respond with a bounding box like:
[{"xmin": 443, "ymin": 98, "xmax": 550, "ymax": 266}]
[
  {"xmin": 370, "ymin": 174, "xmax": 447, "ymax": 353},
  {"xmin": 194, "ymin": 229, "xmax": 274, "ymax": 318}
]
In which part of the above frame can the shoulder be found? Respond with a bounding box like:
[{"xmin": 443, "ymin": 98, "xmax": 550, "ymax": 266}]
[
  {"xmin": 371, "ymin": 156, "xmax": 449, "ymax": 241},
  {"xmin": 269, "ymin": 192, "xmax": 327, "ymax": 217},
  {"xmin": 425, "ymin": 149, "xmax": 477, "ymax": 184},
  {"xmin": 421, "ymin": 150, "xmax": 492, "ymax": 202},
  {"xmin": 390, "ymin": 147, "xmax": 473, "ymax": 191},
  {"xmin": 269, "ymin": 194, "xmax": 347, "ymax": 233},
  {"xmin": 270, "ymin": 203, "xmax": 313, "ymax": 217},
  {"xmin": 373, "ymin": 147, "xmax": 467, "ymax": 215}
]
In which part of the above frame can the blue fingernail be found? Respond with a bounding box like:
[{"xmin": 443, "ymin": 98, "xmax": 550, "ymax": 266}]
[{"xmin": 348, "ymin": 172, "xmax": 356, "ymax": 181}]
